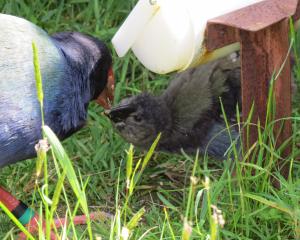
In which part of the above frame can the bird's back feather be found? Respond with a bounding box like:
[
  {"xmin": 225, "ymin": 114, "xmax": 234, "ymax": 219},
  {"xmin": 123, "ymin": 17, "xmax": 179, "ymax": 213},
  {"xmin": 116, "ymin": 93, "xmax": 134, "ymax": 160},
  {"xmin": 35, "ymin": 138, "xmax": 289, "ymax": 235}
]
[{"xmin": 0, "ymin": 14, "xmax": 66, "ymax": 166}]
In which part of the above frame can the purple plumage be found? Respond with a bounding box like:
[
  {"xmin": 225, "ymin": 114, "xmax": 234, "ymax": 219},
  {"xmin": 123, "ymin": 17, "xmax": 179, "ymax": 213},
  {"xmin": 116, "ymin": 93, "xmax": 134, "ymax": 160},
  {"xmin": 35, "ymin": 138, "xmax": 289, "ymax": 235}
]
[{"xmin": 0, "ymin": 14, "xmax": 113, "ymax": 167}]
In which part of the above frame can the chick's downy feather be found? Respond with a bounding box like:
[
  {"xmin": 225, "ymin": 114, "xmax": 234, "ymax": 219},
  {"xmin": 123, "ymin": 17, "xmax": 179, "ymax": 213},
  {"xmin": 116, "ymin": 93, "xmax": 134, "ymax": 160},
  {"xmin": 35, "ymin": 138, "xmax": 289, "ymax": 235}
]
[{"xmin": 107, "ymin": 54, "xmax": 241, "ymax": 158}]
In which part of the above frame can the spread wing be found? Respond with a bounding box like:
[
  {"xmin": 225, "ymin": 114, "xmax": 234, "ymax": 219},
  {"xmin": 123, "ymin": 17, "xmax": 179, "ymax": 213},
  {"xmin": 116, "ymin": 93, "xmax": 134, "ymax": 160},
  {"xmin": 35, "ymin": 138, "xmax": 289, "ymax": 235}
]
[{"xmin": 162, "ymin": 54, "xmax": 241, "ymax": 132}]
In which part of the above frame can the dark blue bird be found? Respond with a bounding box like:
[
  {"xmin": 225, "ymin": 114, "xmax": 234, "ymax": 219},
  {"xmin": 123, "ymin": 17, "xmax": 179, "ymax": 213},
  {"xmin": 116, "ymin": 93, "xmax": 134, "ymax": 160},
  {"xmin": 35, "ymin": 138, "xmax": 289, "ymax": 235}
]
[
  {"xmin": 0, "ymin": 14, "xmax": 114, "ymax": 234},
  {"xmin": 0, "ymin": 14, "xmax": 114, "ymax": 167}
]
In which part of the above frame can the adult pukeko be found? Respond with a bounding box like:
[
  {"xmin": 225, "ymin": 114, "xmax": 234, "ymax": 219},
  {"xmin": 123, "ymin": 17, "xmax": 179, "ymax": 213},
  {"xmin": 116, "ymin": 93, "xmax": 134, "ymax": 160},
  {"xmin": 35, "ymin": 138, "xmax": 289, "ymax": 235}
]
[{"xmin": 0, "ymin": 14, "xmax": 114, "ymax": 236}]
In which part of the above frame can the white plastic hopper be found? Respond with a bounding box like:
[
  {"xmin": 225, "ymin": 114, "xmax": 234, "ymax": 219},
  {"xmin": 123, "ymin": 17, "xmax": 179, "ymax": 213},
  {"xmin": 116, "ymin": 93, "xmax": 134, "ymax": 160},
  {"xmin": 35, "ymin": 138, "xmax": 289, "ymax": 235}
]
[{"xmin": 112, "ymin": 0, "xmax": 264, "ymax": 74}]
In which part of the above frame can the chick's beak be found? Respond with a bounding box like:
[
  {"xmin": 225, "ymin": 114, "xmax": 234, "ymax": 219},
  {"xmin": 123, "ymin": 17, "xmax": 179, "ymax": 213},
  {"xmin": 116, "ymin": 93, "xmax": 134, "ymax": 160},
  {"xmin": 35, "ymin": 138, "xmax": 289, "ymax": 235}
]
[
  {"xmin": 96, "ymin": 67, "xmax": 114, "ymax": 109},
  {"xmin": 104, "ymin": 109, "xmax": 112, "ymax": 119},
  {"xmin": 104, "ymin": 105, "xmax": 136, "ymax": 123}
]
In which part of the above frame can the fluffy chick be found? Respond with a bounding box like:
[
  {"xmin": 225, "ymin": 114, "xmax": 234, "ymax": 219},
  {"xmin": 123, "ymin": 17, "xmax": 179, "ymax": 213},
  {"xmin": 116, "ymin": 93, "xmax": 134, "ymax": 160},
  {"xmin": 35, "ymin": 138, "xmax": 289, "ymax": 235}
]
[{"xmin": 106, "ymin": 54, "xmax": 241, "ymax": 158}]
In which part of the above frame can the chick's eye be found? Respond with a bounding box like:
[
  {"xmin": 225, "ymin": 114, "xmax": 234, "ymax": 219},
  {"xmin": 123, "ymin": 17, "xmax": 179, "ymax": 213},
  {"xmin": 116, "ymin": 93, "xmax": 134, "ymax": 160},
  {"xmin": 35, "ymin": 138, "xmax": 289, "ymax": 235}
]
[{"xmin": 133, "ymin": 115, "xmax": 142, "ymax": 122}]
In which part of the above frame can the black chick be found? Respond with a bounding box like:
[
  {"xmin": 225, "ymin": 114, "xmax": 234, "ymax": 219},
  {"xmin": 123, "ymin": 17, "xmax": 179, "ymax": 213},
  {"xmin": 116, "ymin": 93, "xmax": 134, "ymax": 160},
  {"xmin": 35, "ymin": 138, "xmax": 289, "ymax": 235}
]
[{"xmin": 105, "ymin": 54, "xmax": 240, "ymax": 158}]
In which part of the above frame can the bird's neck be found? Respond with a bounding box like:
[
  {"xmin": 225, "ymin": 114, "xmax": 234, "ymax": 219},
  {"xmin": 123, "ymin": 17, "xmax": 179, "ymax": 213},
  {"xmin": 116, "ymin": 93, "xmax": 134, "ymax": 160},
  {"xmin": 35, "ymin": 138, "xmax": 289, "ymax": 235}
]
[{"xmin": 49, "ymin": 38, "xmax": 92, "ymax": 140}]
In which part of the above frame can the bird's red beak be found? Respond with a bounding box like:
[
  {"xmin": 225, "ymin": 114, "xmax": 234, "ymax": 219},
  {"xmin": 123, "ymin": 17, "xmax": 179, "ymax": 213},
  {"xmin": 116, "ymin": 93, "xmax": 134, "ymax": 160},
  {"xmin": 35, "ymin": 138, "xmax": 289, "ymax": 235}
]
[{"xmin": 96, "ymin": 67, "xmax": 114, "ymax": 109}]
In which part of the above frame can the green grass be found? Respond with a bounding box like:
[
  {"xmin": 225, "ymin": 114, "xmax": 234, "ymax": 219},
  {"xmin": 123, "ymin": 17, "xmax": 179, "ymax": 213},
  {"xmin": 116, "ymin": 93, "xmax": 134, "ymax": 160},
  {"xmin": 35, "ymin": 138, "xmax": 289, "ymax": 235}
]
[{"xmin": 0, "ymin": 1, "xmax": 300, "ymax": 239}]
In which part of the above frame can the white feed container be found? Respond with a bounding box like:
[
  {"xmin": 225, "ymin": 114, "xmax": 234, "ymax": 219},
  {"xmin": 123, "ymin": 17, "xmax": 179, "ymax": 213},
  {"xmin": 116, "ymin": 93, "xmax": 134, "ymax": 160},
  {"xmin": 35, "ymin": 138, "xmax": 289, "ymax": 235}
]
[{"xmin": 112, "ymin": 0, "xmax": 264, "ymax": 74}]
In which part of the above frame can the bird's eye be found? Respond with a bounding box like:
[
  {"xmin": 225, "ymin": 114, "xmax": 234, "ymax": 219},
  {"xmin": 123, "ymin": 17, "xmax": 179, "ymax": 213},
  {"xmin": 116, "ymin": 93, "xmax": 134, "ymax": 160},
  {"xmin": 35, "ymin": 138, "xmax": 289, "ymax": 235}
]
[{"xmin": 133, "ymin": 115, "xmax": 142, "ymax": 122}]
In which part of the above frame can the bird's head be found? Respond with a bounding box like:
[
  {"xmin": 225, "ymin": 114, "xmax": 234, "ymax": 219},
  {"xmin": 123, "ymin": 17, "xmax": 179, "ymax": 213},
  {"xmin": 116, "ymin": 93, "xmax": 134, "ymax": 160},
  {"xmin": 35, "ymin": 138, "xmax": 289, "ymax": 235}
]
[
  {"xmin": 52, "ymin": 32, "xmax": 114, "ymax": 109},
  {"xmin": 105, "ymin": 93, "xmax": 170, "ymax": 148},
  {"xmin": 86, "ymin": 36, "xmax": 114, "ymax": 110}
]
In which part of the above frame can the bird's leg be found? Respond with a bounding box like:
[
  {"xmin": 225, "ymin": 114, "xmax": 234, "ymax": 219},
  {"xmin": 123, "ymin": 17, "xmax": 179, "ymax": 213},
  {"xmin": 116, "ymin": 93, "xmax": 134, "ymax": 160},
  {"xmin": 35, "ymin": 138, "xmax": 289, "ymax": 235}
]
[
  {"xmin": 0, "ymin": 186, "xmax": 112, "ymax": 239},
  {"xmin": 0, "ymin": 186, "xmax": 51, "ymax": 238},
  {"xmin": 18, "ymin": 211, "xmax": 112, "ymax": 239},
  {"xmin": 0, "ymin": 186, "xmax": 37, "ymax": 228}
]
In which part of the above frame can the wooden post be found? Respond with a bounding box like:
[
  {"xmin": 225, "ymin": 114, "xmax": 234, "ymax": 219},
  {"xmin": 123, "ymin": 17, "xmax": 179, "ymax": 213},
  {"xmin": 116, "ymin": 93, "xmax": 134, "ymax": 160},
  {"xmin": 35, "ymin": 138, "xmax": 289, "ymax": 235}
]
[
  {"xmin": 239, "ymin": 19, "xmax": 292, "ymax": 152},
  {"xmin": 205, "ymin": 0, "xmax": 299, "ymax": 178}
]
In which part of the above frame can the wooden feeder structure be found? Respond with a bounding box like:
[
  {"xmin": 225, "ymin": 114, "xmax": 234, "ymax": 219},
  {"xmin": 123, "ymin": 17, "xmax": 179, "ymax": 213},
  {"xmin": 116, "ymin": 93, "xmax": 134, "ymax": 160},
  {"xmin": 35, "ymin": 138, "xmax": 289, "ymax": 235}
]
[{"xmin": 206, "ymin": 0, "xmax": 300, "ymax": 176}]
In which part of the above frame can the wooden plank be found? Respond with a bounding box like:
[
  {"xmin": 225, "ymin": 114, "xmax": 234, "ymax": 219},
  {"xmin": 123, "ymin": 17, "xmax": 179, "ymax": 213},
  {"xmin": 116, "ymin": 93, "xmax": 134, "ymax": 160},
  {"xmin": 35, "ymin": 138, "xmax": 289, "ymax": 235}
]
[{"xmin": 207, "ymin": 0, "xmax": 298, "ymax": 33}]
